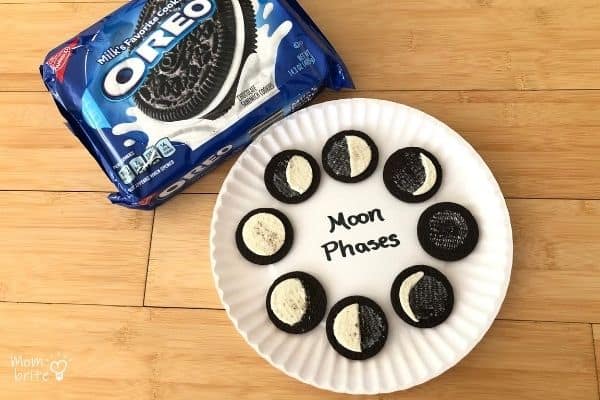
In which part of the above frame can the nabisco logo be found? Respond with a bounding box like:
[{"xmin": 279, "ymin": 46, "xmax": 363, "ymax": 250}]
[{"xmin": 46, "ymin": 38, "xmax": 79, "ymax": 83}]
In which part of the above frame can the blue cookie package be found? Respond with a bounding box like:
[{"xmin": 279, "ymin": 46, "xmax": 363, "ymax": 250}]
[{"xmin": 41, "ymin": 0, "xmax": 353, "ymax": 209}]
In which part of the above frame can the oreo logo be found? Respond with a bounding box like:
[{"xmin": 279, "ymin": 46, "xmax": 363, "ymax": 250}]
[
  {"xmin": 157, "ymin": 145, "xmax": 232, "ymax": 200},
  {"xmin": 103, "ymin": 0, "xmax": 216, "ymax": 99}
]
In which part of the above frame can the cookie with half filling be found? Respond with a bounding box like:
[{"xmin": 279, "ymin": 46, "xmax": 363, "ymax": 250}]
[
  {"xmin": 326, "ymin": 296, "xmax": 388, "ymax": 360},
  {"xmin": 266, "ymin": 271, "xmax": 327, "ymax": 334},
  {"xmin": 322, "ymin": 131, "xmax": 379, "ymax": 183},
  {"xmin": 264, "ymin": 150, "xmax": 321, "ymax": 204},
  {"xmin": 383, "ymin": 147, "xmax": 442, "ymax": 203},
  {"xmin": 236, "ymin": 208, "xmax": 294, "ymax": 265},
  {"xmin": 417, "ymin": 202, "xmax": 479, "ymax": 261},
  {"xmin": 391, "ymin": 265, "xmax": 454, "ymax": 328}
]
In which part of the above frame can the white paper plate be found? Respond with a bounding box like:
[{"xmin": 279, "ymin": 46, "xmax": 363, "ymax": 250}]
[{"xmin": 210, "ymin": 98, "xmax": 512, "ymax": 394}]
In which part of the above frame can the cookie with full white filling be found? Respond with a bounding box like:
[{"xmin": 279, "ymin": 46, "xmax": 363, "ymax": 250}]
[
  {"xmin": 236, "ymin": 208, "xmax": 294, "ymax": 265},
  {"xmin": 264, "ymin": 150, "xmax": 321, "ymax": 204},
  {"xmin": 326, "ymin": 296, "xmax": 388, "ymax": 360},
  {"xmin": 391, "ymin": 265, "xmax": 454, "ymax": 328},
  {"xmin": 266, "ymin": 271, "xmax": 327, "ymax": 334},
  {"xmin": 383, "ymin": 147, "xmax": 442, "ymax": 203},
  {"xmin": 322, "ymin": 131, "xmax": 379, "ymax": 183},
  {"xmin": 418, "ymin": 202, "xmax": 479, "ymax": 261}
]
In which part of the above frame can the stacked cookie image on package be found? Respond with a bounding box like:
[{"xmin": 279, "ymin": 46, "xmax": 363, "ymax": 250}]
[
  {"xmin": 235, "ymin": 129, "xmax": 480, "ymax": 361},
  {"xmin": 132, "ymin": 0, "xmax": 258, "ymax": 122}
]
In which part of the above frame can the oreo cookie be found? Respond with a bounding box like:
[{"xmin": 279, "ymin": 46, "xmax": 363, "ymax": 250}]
[
  {"xmin": 264, "ymin": 150, "xmax": 321, "ymax": 204},
  {"xmin": 418, "ymin": 202, "xmax": 479, "ymax": 261},
  {"xmin": 391, "ymin": 265, "xmax": 454, "ymax": 328},
  {"xmin": 266, "ymin": 271, "xmax": 327, "ymax": 334},
  {"xmin": 236, "ymin": 208, "xmax": 294, "ymax": 265},
  {"xmin": 326, "ymin": 296, "xmax": 388, "ymax": 360},
  {"xmin": 322, "ymin": 131, "xmax": 379, "ymax": 183},
  {"xmin": 383, "ymin": 147, "xmax": 442, "ymax": 203},
  {"xmin": 134, "ymin": 0, "xmax": 257, "ymax": 121}
]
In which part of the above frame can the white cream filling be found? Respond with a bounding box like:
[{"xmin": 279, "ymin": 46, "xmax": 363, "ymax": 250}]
[
  {"xmin": 399, "ymin": 271, "xmax": 424, "ymax": 323},
  {"xmin": 346, "ymin": 136, "xmax": 372, "ymax": 177},
  {"xmin": 412, "ymin": 153, "xmax": 437, "ymax": 196},
  {"xmin": 270, "ymin": 278, "xmax": 307, "ymax": 325},
  {"xmin": 333, "ymin": 303, "xmax": 361, "ymax": 352},
  {"xmin": 241, "ymin": 213, "xmax": 285, "ymax": 256},
  {"xmin": 285, "ymin": 155, "xmax": 312, "ymax": 194}
]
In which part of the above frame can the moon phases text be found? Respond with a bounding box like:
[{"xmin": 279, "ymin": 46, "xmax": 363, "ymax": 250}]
[
  {"xmin": 321, "ymin": 208, "xmax": 400, "ymax": 261},
  {"xmin": 321, "ymin": 234, "xmax": 400, "ymax": 261},
  {"xmin": 328, "ymin": 208, "xmax": 385, "ymax": 233}
]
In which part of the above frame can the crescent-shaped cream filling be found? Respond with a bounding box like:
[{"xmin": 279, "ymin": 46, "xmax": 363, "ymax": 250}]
[
  {"xmin": 346, "ymin": 136, "xmax": 372, "ymax": 177},
  {"xmin": 412, "ymin": 153, "xmax": 437, "ymax": 196},
  {"xmin": 285, "ymin": 155, "xmax": 313, "ymax": 194},
  {"xmin": 270, "ymin": 278, "xmax": 307, "ymax": 326},
  {"xmin": 399, "ymin": 271, "xmax": 425, "ymax": 322}
]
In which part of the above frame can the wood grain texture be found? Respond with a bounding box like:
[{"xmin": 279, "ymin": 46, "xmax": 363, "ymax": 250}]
[
  {"xmin": 0, "ymin": 303, "xmax": 596, "ymax": 399},
  {"xmin": 0, "ymin": 192, "xmax": 152, "ymax": 305},
  {"xmin": 0, "ymin": 93, "xmax": 112, "ymax": 192},
  {"xmin": 301, "ymin": 0, "xmax": 600, "ymax": 91},
  {"xmin": 146, "ymin": 195, "xmax": 600, "ymax": 324},
  {"xmin": 8, "ymin": 0, "xmax": 600, "ymax": 91},
  {"xmin": 6, "ymin": 90, "xmax": 600, "ymax": 200},
  {"xmin": 145, "ymin": 194, "xmax": 219, "ymax": 308},
  {"xmin": 1, "ymin": 2, "xmax": 118, "ymax": 92},
  {"xmin": 592, "ymin": 325, "xmax": 600, "ymax": 398},
  {"xmin": 500, "ymin": 199, "xmax": 600, "ymax": 323}
]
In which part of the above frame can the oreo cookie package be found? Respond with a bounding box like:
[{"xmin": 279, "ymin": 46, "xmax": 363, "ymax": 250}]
[{"xmin": 41, "ymin": 0, "xmax": 353, "ymax": 209}]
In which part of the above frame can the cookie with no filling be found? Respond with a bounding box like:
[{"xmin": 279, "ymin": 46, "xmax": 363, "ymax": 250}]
[
  {"xmin": 326, "ymin": 296, "xmax": 388, "ymax": 360},
  {"xmin": 391, "ymin": 265, "xmax": 454, "ymax": 328},
  {"xmin": 236, "ymin": 208, "xmax": 294, "ymax": 265},
  {"xmin": 322, "ymin": 131, "xmax": 379, "ymax": 183},
  {"xmin": 418, "ymin": 202, "xmax": 479, "ymax": 261},
  {"xmin": 383, "ymin": 147, "xmax": 442, "ymax": 203},
  {"xmin": 264, "ymin": 150, "xmax": 321, "ymax": 204},
  {"xmin": 266, "ymin": 271, "xmax": 327, "ymax": 334}
]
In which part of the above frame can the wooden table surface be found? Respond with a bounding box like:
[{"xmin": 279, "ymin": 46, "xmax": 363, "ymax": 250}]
[{"xmin": 2, "ymin": 0, "xmax": 600, "ymax": 398}]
